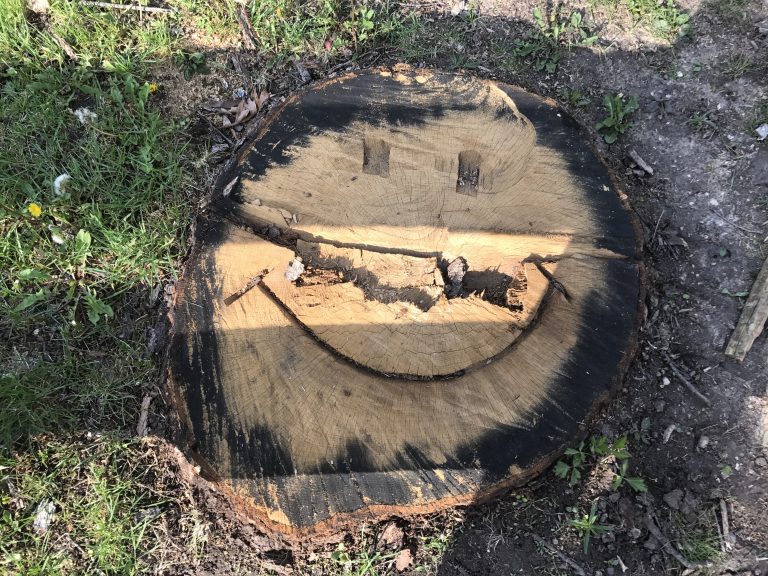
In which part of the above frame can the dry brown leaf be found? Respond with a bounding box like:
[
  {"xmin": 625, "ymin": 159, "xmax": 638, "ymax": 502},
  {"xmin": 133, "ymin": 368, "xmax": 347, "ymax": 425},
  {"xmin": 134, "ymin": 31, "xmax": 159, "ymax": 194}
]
[
  {"xmin": 221, "ymin": 91, "xmax": 270, "ymax": 128},
  {"xmin": 377, "ymin": 522, "xmax": 404, "ymax": 549},
  {"xmin": 203, "ymin": 99, "xmax": 241, "ymax": 114}
]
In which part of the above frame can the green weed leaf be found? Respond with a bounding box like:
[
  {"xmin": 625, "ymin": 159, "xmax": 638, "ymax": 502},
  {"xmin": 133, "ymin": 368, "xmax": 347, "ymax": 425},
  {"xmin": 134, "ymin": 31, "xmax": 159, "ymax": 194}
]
[
  {"xmin": 17, "ymin": 269, "xmax": 50, "ymax": 282},
  {"xmin": 74, "ymin": 229, "xmax": 92, "ymax": 265},
  {"xmin": 14, "ymin": 290, "xmax": 45, "ymax": 312},
  {"xmin": 554, "ymin": 460, "xmax": 570, "ymax": 479},
  {"xmin": 625, "ymin": 476, "xmax": 647, "ymax": 492}
]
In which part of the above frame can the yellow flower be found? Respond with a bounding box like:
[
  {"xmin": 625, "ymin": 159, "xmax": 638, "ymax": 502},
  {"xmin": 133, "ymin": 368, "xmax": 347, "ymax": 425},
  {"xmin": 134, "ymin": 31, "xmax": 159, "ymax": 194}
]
[
  {"xmin": 148, "ymin": 83, "xmax": 158, "ymax": 93},
  {"xmin": 27, "ymin": 203, "xmax": 42, "ymax": 218},
  {"xmin": 275, "ymin": 6, "xmax": 282, "ymax": 16}
]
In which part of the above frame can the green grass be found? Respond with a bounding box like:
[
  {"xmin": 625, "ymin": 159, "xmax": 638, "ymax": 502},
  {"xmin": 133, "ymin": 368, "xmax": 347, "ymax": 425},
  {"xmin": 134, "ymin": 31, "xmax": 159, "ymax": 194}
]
[
  {"xmin": 626, "ymin": 0, "xmax": 690, "ymax": 40},
  {"xmin": 0, "ymin": 0, "xmax": 190, "ymax": 450},
  {"xmin": 674, "ymin": 508, "xmax": 724, "ymax": 563},
  {"xmin": 718, "ymin": 53, "xmax": 754, "ymax": 80},
  {"xmin": 246, "ymin": 0, "xmax": 401, "ymax": 68},
  {"xmin": 589, "ymin": 0, "xmax": 690, "ymax": 40},
  {"xmin": 514, "ymin": 7, "xmax": 597, "ymax": 74},
  {"xmin": 0, "ymin": 436, "xmax": 183, "ymax": 575},
  {"xmin": 169, "ymin": 0, "xmax": 240, "ymax": 44},
  {"xmin": 685, "ymin": 111, "xmax": 719, "ymax": 134}
]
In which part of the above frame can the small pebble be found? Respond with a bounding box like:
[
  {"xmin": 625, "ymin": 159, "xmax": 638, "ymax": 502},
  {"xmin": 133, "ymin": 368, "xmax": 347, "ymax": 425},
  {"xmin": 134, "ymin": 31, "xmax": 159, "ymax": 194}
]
[
  {"xmin": 756, "ymin": 457, "xmax": 767, "ymax": 467},
  {"xmin": 697, "ymin": 435, "xmax": 710, "ymax": 451},
  {"xmin": 629, "ymin": 527, "xmax": 642, "ymax": 540}
]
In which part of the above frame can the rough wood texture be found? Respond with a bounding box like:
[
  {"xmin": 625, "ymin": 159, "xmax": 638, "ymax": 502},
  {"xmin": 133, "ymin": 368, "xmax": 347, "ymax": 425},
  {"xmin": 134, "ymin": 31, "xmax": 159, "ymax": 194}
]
[
  {"xmin": 725, "ymin": 255, "xmax": 768, "ymax": 361},
  {"xmin": 169, "ymin": 68, "xmax": 642, "ymax": 538}
]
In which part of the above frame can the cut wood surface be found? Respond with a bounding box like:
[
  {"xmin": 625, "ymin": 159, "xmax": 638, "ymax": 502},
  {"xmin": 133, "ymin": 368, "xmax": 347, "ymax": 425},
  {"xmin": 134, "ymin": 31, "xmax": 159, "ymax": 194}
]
[{"xmin": 169, "ymin": 68, "xmax": 642, "ymax": 538}]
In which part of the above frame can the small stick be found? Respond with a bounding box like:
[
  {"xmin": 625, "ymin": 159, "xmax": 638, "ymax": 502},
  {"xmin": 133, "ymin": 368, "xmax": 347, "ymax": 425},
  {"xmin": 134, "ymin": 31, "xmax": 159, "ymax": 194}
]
[
  {"xmin": 713, "ymin": 507, "xmax": 726, "ymax": 553},
  {"xmin": 198, "ymin": 113, "xmax": 233, "ymax": 146},
  {"xmin": 224, "ymin": 273, "xmax": 265, "ymax": 306},
  {"xmin": 629, "ymin": 149, "xmax": 653, "ymax": 175},
  {"xmin": 719, "ymin": 499, "xmax": 732, "ymax": 551},
  {"xmin": 710, "ymin": 209, "xmax": 763, "ymax": 235},
  {"xmin": 643, "ymin": 515, "xmax": 697, "ymax": 571},
  {"xmin": 530, "ymin": 533, "xmax": 585, "ymax": 576},
  {"xmin": 50, "ymin": 31, "xmax": 78, "ymax": 61},
  {"xmin": 663, "ymin": 352, "xmax": 711, "ymax": 406},
  {"xmin": 650, "ymin": 209, "xmax": 665, "ymax": 243},
  {"xmin": 725, "ymin": 255, "xmax": 768, "ymax": 361},
  {"xmin": 79, "ymin": 1, "xmax": 174, "ymax": 13},
  {"xmin": 136, "ymin": 395, "xmax": 151, "ymax": 437},
  {"xmin": 235, "ymin": 4, "xmax": 257, "ymax": 51}
]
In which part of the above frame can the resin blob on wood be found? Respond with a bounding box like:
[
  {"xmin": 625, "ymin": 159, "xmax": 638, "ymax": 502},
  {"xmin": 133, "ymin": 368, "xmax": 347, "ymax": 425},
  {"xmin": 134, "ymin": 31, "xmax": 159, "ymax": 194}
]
[{"xmin": 169, "ymin": 69, "xmax": 642, "ymax": 536}]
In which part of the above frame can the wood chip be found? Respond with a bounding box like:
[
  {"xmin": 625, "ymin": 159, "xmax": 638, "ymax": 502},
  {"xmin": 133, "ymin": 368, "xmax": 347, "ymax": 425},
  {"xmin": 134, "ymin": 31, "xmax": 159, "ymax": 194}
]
[{"xmin": 725, "ymin": 254, "xmax": 768, "ymax": 361}]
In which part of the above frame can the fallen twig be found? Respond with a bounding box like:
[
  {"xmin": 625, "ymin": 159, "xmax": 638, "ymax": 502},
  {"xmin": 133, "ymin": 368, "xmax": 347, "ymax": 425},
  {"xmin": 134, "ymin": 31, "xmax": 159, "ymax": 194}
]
[
  {"xmin": 644, "ymin": 515, "xmax": 702, "ymax": 572},
  {"xmin": 663, "ymin": 352, "xmax": 711, "ymax": 406},
  {"xmin": 235, "ymin": 3, "xmax": 257, "ymax": 50},
  {"xmin": 50, "ymin": 31, "xmax": 78, "ymax": 61},
  {"xmin": 719, "ymin": 499, "xmax": 732, "ymax": 551},
  {"xmin": 136, "ymin": 395, "xmax": 151, "ymax": 437},
  {"xmin": 710, "ymin": 209, "xmax": 763, "ymax": 235},
  {"xmin": 530, "ymin": 533, "xmax": 585, "ymax": 576},
  {"xmin": 629, "ymin": 149, "xmax": 653, "ymax": 175},
  {"xmin": 725, "ymin": 254, "xmax": 768, "ymax": 361},
  {"xmin": 650, "ymin": 209, "xmax": 665, "ymax": 244},
  {"xmin": 713, "ymin": 506, "xmax": 725, "ymax": 553},
  {"xmin": 79, "ymin": 0, "xmax": 174, "ymax": 13},
  {"xmin": 198, "ymin": 113, "xmax": 233, "ymax": 146}
]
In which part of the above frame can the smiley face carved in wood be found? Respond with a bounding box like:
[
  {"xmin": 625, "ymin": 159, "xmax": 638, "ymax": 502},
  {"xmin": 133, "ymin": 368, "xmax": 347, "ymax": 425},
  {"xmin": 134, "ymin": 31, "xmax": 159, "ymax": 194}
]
[{"xmin": 170, "ymin": 69, "xmax": 641, "ymax": 534}]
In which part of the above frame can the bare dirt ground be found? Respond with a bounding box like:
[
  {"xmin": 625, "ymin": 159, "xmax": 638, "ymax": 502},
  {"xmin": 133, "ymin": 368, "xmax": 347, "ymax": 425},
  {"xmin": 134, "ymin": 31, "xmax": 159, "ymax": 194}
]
[{"xmin": 146, "ymin": 1, "xmax": 767, "ymax": 573}]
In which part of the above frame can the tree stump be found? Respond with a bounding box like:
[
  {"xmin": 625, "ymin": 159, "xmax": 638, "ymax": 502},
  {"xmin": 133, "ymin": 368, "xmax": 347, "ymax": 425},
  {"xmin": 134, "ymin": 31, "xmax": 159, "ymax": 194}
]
[{"xmin": 169, "ymin": 69, "xmax": 642, "ymax": 539}]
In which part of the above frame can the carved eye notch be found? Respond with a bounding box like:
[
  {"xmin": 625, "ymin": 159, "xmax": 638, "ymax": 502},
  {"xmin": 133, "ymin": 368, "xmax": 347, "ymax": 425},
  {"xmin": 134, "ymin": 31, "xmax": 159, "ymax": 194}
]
[
  {"xmin": 456, "ymin": 149, "xmax": 481, "ymax": 196},
  {"xmin": 362, "ymin": 136, "xmax": 390, "ymax": 177}
]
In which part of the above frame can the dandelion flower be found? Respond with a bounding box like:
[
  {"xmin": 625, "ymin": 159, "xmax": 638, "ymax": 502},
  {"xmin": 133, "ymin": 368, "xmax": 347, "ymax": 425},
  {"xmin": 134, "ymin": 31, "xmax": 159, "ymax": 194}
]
[
  {"xmin": 148, "ymin": 83, "xmax": 158, "ymax": 93},
  {"xmin": 53, "ymin": 174, "xmax": 71, "ymax": 197},
  {"xmin": 28, "ymin": 202, "xmax": 42, "ymax": 218}
]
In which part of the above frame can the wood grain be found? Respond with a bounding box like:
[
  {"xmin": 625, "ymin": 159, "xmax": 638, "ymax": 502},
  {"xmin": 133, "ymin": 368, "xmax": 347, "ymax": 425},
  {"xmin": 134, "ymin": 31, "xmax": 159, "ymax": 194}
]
[{"xmin": 168, "ymin": 68, "xmax": 642, "ymax": 538}]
